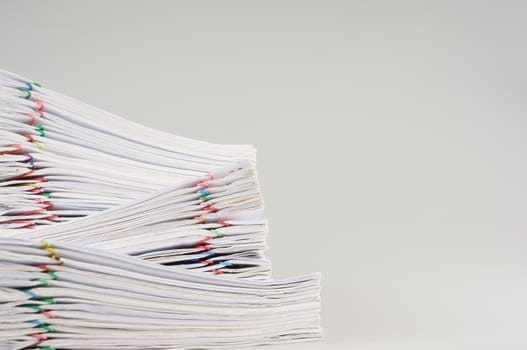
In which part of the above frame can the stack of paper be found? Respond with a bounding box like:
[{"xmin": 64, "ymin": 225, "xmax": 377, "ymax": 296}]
[
  {"xmin": 0, "ymin": 69, "xmax": 322, "ymax": 349},
  {"xmin": 1, "ymin": 238, "xmax": 321, "ymax": 350},
  {"xmin": 0, "ymin": 69, "xmax": 255, "ymax": 228},
  {"xmin": 3, "ymin": 161, "xmax": 270, "ymax": 278}
]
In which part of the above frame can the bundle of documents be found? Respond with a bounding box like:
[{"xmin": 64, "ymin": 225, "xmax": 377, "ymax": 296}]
[
  {"xmin": 3, "ymin": 160, "xmax": 269, "ymax": 278},
  {"xmin": 0, "ymin": 70, "xmax": 255, "ymax": 228},
  {"xmin": 0, "ymin": 70, "xmax": 322, "ymax": 349},
  {"xmin": 1, "ymin": 238, "xmax": 321, "ymax": 350}
]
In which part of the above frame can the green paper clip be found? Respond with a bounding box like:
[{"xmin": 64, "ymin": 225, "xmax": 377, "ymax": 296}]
[
  {"xmin": 47, "ymin": 271, "xmax": 59, "ymax": 280},
  {"xmin": 36, "ymin": 277, "xmax": 51, "ymax": 287},
  {"xmin": 36, "ymin": 125, "xmax": 46, "ymax": 137},
  {"xmin": 39, "ymin": 324, "xmax": 56, "ymax": 332},
  {"xmin": 19, "ymin": 87, "xmax": 31, "ymax": 99},
  {"xmin": 210, "ymin": 228, "xmax": 223, "ymax": 238},
  {"xmin": 27, "ymin": 304, "xmax": 44, "ymax": 312},
  {"xmin": 41, "ymin": 298, "xmax": 56, "ymax": 304}
]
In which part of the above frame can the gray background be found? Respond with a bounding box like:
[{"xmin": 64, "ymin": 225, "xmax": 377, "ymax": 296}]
[{"xmin": 2, "ymin": 1, "xmax": 527, "ymax": 349}]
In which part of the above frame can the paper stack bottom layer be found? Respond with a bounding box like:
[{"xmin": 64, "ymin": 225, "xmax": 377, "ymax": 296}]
[{"xmin": 0, "ymin": 239, "xmax": 322, "ymax": 350}]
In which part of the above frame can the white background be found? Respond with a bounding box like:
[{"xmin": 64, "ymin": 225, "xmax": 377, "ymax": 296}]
[{"xmin": 2, "ymin": 1, "xmax": 527, "ymax": 349}]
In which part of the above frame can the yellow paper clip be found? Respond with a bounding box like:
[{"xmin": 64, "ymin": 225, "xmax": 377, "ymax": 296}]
[
  {"xmin": 194, "ymin": 215, "xmax": 208, "ymax": 223},
  {"xmin": 45, "ymin": 247, "xmax": 58, "ymax": 260},
  {"xmin": 34, "ymin": 141, "xmax": 44, "ymax": 150},
  {"xmin": 39, "ymin": 240, "xmax": 58, "ymax": 260},
  {"xmin": 39, "ymin": 239, "xmax": 51, "ymax": 249}
]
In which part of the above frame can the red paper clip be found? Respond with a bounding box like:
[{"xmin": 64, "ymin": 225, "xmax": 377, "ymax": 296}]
[
  {"xmin": 17, "ymin": 208, "xmax": 47, "ymax": 216},
  {"xmin": 35, "ymin": 100, "xmax": 45, "ymax": 112},
  {"xmin": 30, "ymin": 333, "xmax": 48, "ymax": 341},
  {"xmin": 37, "ymin": 265, "xmax": 51, "ymax": 272},
  {"xmin": 1, "ymin": 144, "xmax": 23, "ymax": 155},
  {"xmin": 196, "ymin": 237, "xmax": 213, "ymax": 246},
  {"xmin": 14, "ymin": 168, "xmax": 35, "ymax": 180},
  {"xmin": 43, "ymin": 311, "xmax": 56, "ymax": 319}
]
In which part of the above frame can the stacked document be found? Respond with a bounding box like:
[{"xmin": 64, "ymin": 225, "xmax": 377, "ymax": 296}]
[
  {"xmin": 1, "ymin": 239, "xmax": 321, "ymax": 350},
  {"xmin": 0, "ymin": 70, "xmax": 254, "ymax": 229},
  {"xmin": 0, "ymin": 70, "xmax": 322, "ymax": 349}
]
